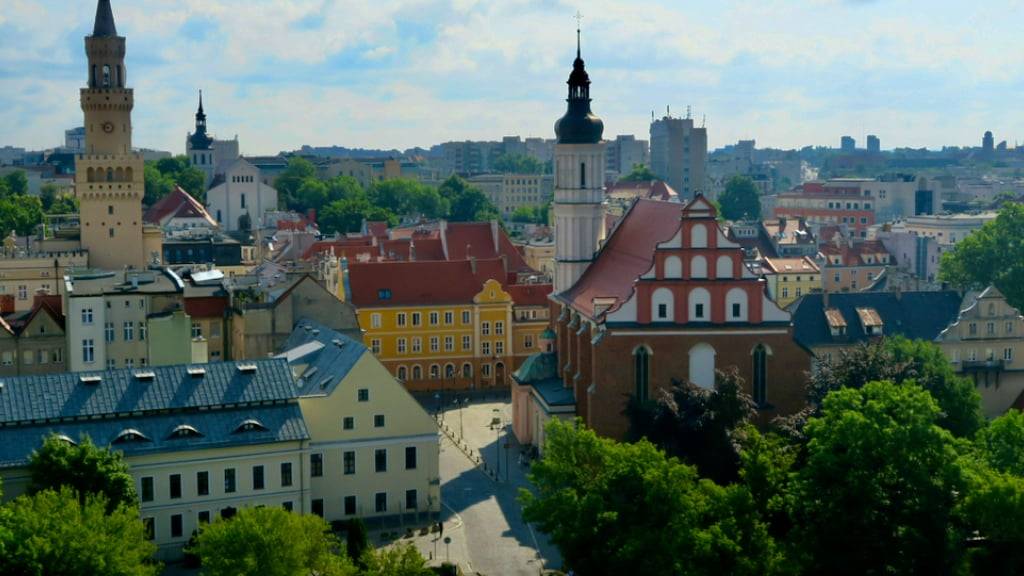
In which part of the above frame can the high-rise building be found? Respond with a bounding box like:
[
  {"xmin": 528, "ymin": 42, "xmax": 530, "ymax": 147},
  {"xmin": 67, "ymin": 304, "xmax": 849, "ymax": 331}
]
[
  {"xmin": 553, "ymin": 30, "xmax": 606, "ymax": 293},
  {"xmin": 866, "ymin": 135, "xmax": 880, "ymax": 153},
  {"xmin": 73, "ymin": 0, "xmax": 161, "ymax": 269},
  {"xmin": 64, "ymin": 127, "xmax": 86, "ymax": 152},
  {"xmin": 649, "ymin": 115, "xmax": 707, "ymax": 200},
  {"xmin": 840, "ymin": 136, "xmax": 856, "ymax": 152},
  {"xmin": 606, "ymin": 134, "xmax": 649, "ymax": 179},
  {"xmin": 983, "ymin": 131, "xmax": 995, "ymax": 153}
]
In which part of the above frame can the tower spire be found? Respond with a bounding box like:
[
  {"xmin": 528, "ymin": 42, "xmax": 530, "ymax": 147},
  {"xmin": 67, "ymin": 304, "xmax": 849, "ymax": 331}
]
[
  {"xmin": 575, "ymin": 11, "xmax": 583, "ymax": 59},
  {"xmin": 198, "ymin": 90, "xmax": 204, "ymax": 115},
  {"xmin": 92, "ymin": 0, "xmax": 118, "ymax": 38}
]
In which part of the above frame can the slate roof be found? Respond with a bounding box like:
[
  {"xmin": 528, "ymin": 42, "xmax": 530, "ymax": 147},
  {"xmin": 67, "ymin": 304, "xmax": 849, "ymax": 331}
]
[
  {"xmin": 92, "ymin": 0, "xmax": 117, "ymax": 37},
  {"xmin": 277, "ymin": 319, "xmax": 368, "ymax": 397},
  {"xmin": 790, "ymin": 291, "xmax": 962, "ymax": 349},
  {"xmin": 0, "ymin": 358, "xmax": 297, "ymax": 426}
]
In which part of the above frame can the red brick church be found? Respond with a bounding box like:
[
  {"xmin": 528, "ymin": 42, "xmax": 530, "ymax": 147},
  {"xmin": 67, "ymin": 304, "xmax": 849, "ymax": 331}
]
[{"xmin": 511, "ymin": 34, "xmax": 811, "ymax": 445}]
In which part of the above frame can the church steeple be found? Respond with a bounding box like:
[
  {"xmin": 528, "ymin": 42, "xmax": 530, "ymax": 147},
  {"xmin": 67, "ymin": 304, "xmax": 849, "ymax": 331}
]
[
  {"xmin": 554, "ymin": 23, "xmax": 604, "ymax": 145},
  {"xmin": 92, "ymin": 0, "xmax": 118, "ymax": 38},
  {"xmin": 190, "ymin": 90, "xmax": 213, "ymax": 151}
]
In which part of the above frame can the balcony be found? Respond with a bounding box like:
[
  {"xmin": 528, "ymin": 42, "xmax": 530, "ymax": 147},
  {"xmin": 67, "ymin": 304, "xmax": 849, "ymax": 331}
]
[{"xmin": 961, "ymin": 359, "xmax": 1005, "ymax": 372}]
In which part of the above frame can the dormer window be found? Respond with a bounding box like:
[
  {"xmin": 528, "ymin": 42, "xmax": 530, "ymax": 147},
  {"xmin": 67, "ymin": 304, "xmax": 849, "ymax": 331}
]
[
  {"xmin": 234, "ymin": 419, "xmax": 268, "ymax": 433},
  {"xmin": 168, "ymin": 425, "xmax": 203, "ymax": 439},
  {"xmin": 112, "ymin": 429, "xmax": 150, "ymax": 444},
  {"xmin": 825, "ymin": 309, "xmax": 847, "ymax": 337},
  {"xmin": 856, "ymin": 307, "xmax": 884, "ymax": 336}
]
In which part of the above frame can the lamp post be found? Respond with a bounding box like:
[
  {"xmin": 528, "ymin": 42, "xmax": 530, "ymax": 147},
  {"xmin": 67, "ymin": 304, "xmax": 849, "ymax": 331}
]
[
  {"xmin": 459, "ymin": 397, "xmax": 466, "ymax": 438},
  {"xmin": 494, "ymin": 409, "xmax": 501, "ymax": 480}
]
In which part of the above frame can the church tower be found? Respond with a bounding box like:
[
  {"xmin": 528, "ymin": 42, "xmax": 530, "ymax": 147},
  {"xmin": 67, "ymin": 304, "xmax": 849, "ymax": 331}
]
[
  {"xmin": 74, "ymin": 0, "xmax": 156, "ymax": 269},
  {"xmin": 186, "ymin": 91, "xmax": 216, "ymax": 187},
  {"xmin": 553, "ymin": 28, "xmax": 606, "ymax": 293}
]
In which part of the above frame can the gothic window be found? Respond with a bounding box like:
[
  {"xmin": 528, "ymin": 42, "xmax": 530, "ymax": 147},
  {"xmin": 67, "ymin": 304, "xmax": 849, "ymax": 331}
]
[
  {"xmin": 752, "ymin": 344, "xmax": 768, "ymax": 406},
  {"xmin": 690, "ymin": 223, "xmax": 708, "ymax": 248},
  {"xmin": 91, "ymin": 65, "xmax": 97, "ymax": 88},
  {"xmin": 726, "ymin": 288, "xmax": 748, "ymax": 322},
  {"xmin": 102, "ymin": 65, "xmax": 111, "ymax": 88},
  {"xmin": 690, "ymin": 255, "xmax": 708, "ymax": 279},
  {"xmin": 688, "ymin": 343, "xmax": 716, "ymax": 390},
  {"xmin": 652, "ymin": 288, "xmax": 673, "ymax": 322},
  {"xmin": 116, "ymin": 65, "xmax": 123, "ymax": 87},
  {"xmin": 634, "ymin": 346, "xmax": 650, "ymax": 402}
]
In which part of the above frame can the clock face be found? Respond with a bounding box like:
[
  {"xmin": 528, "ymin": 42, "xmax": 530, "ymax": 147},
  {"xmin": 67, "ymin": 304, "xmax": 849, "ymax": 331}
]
[{"xmin": 102, "ymin": 122, "xmax": 114, "ymax": 134}]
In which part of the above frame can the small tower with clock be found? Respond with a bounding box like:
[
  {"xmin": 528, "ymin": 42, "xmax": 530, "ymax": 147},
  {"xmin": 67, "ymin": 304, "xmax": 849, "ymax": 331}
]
[{"xmin": 74, "ymin": 0, "xmax": 159, "ymax": 269}]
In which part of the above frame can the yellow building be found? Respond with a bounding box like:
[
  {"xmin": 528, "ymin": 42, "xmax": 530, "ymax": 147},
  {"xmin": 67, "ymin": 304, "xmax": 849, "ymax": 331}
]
[
  {"xmin": 0, "ymin": 233, "xmax": 88, "ymax": 312},
  {"xmin": 0, "ymin": 322, "xmax": 438, "ymax": 561},
  {"xmin": 348, "ymin": 259, "xmax": 552, "ymax": 390},
  {"xmin": 521, "ymin": 240, "xmax": 555, "ymax": 279},
  {"xmin": 762, "ymin": 256, "xmax": 820, "ymax": 308}
]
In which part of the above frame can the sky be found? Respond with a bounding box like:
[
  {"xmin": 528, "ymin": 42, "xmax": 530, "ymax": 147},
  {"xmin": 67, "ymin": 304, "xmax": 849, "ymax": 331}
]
[{"xmin": 1, "ymin": 0, "xmax": 1024, "ymax": 156}]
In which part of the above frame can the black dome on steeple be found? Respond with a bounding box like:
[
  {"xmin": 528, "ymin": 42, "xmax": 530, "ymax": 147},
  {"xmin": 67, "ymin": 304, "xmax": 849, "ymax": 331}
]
[
  {"xmin": 554, "ymin": 29, "xmax": 604, "ymax": 145},
  {"xmin": 189, "ymin": 91, "xmax": 213, "ymax": 150}
]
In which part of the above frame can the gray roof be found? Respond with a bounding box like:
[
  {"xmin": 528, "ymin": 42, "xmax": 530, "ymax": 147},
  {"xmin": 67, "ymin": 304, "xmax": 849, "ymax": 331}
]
[
  {"xmin": 0, "ymin": 358, "xmax": 297, "ymax": 426},
  {"xmin": 92, "ymin": 0, "xmax": 118, "ymax": 37},
  {"xmin": 790, "ymin": 291, "xmax": 963, "ymax": 349},
  {"xmin": 0, "ymin": 404, "xmax": 308, "ymax": 468},
  {"xmin": 66, "ymin": 268, "xmax": 184, "ymax": 297},
  {"xmin": 277, "ymin": 319, "xmax": 368, "ymax": 396}
]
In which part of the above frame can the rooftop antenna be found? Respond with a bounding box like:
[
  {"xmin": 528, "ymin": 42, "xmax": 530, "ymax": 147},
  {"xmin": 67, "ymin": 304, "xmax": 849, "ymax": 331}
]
[{"xmin": 702, "ymin": 113, "xmax": 706, "ymax": 128}]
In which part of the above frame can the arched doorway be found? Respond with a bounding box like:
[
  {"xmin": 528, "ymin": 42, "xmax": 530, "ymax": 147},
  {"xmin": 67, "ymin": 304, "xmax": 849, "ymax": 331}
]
[{"xmin": 494, "ymin": 362, "xmax": 506, "ymax": 387}]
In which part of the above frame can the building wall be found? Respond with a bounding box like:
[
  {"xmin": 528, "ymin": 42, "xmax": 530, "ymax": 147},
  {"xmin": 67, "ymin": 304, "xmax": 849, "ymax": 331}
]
[
  {"xmin": 0, "ymin": 252, "xmax": 88, "ymax": 312},
  {"xmin": 148, "ymin": 310, "xmax": 196, "ymax": 366},
  {"xmin": 553, "ymin": 142, "xmax": 606, "ymax": 293},
  {"xmin": 649, "ymin": 116, "xmax": 707, "ymax": 199},
  {"xmin": 207, "ymin": 161, "xmax": 279, "ymax": 232},
  {"xmin": 821, "ymin": 264, "xmax": 885, "ymax": 292},
  {"xmin": 0, "ymin": 311, "xmax": 68, "ymax": 376}
]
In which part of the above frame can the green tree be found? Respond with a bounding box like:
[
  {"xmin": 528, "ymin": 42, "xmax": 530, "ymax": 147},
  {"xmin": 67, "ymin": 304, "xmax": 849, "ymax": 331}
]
[
  {"xmin": 143, "ymin": 163, "xmax": 174, "ymax": 205},
  {"xmin": 296, "ymin": 178, "xmax": 330, "ymax": 212},
  {"xmin": 344, "ymin": 518, "xmax": 370, "ymax": 567},
  {"xmin": 275, "ymin": 157, "xmax": 317, "ymax": 208},
  {"xmin": 0, "ymin": 195, "xmax": 43, "ymax": 236},
  {"xmin": 492, "ymin": 153, "xmax": 544, "ymax": 174},
  {"xmin": 791, "ymin": 381, "xmax": 968, "ymax": 575},
  {"xmin": 976, "ymin": 409, "xmax": 1024, "ymax": 476},
  {"xmin": 0, "ymin": 487, "xmax": 159, "ymax": 576},
  {"xmin": 718, "ymin": 175, "xmax": 761, "ymax": 221},
  {"xmin": 195, "ymin": 506, "xmax": 356, "ymax": 576},
  {"xmin": 174, "ymin": 165, "xmax": 207, "ymax": 202},
  {"xmin": 960, "ymin": 464, "xmax": 1024, "ymax": 574},
  {"xmin": 521, "ymin": 419, "xmax": 786, "ymax": 575},
  {"xmin": 28, "ymin": 433, "xmax": 137, "ymax": 512},
  {"xmin": 618, "ymin": 163, "xmax": 657, "ymax": 182},
  {"xmin": 940, "ymin": 203, "xmax": 1024, "ymax": 310},
  {"xmin": 4, "ymin": 170, "xmax": 29, "ymax": 196},
  {"xmin": 325, "ymin": 175, "xmax": 365, "ymax": 204},
  {"xmin": 320, "ymin": 198, "xmax": 396, "ymax": 236},
  {"xmin": 439, "ymin": 175, "xmax": 498, "ymax": 222},
  {"xmin": 360, "ymin": 543, "xmax": 432, "ymax": 576},
  {"xmin": 510, "ymin": 205, "xmax": 543, "ymax": 223},
  {"xmin": 46, "ymin": 193, "xmax": 79, "ymax": 215}
]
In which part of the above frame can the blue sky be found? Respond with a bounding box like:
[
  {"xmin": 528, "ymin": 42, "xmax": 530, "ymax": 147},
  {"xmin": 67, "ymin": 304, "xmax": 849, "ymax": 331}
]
[{"xmin": 1, "ymin": 0, "xmax": 1023, "ymax": 155}]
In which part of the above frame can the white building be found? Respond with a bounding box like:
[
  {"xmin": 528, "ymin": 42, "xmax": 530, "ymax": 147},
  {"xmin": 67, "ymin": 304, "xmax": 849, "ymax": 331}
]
[
  {"xmin": 207, "ymin": 158, "xmax": 279, "ymax": 232},
  {"xmin": 185, "ymin": 92, "xmax": 240, "ymax": 188}
]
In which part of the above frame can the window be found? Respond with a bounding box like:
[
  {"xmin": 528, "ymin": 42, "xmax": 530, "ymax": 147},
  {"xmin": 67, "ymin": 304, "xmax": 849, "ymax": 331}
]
[
  {"xmin": 412, "ymin": 365, "xmax": 422, "ymax": 379},
  {"xmin": 397, "ymin": 365, "xmax": 407, "ymax": 380},
  {"xmin": 634, "ymin": 347, "xmax": 650, "ymax": 402},
  {"xmin": 143, "ymin": 518, "xmax": 155, "ymax": 541},
  {"xmin": 378, "ymin": 289, "xmax": 392, "ymax": 300},
  {"xmin": 224, "ymin": 468, "xmax": 236, "ymax": 493},
  {"xmin": 1007, "ymin": 322, "xmax": 1015, "ymax": 335},
  {"xmin": 123, "ymin": 321, "xmax": 134, "ymax": 341},
  {"xmin": 412, "ymin": 312, "xmax": 422, "ymax": 326},
  {"xmin": 462, "ymin": 310, "xmax": 471, "ymax": 324},
  {"xmin": 252, "ymin": 465, "xmax": 265, "ymax": 490},
  {"xmin": 1005, "ymin": 348, "xmax": 1014, "ymax": 362},
  {"xmin": 987, "ymin": 322, "xmax": 996, "ymax": 336},
  {"xmin": 371, "ymin": 339, "xmax": 381, "ymax": 354},
  {"xmin": 968, "ymin": 349, "xmax": 978, "ymax": 361},
  {"xmin": 782, "ymin": 287, "xmax": 789, "ymax": 299},
  {"xmin": 1, "ymin": 352, "xmax": 10, "ymax": 366},
  {"xmin": 406, "ymin": 489, "xmax": 418, "ymax": 511},
  {"xmin": 17, "ymin": 285, "xmax": 26, "ymax": 300},
  {"xmin": 969, "ymin": 323, "xmax": 978, "ymax": 336},
  {"xmin": 462, "ymin": 363, "xmax": 473, "ymax": 378},
  {"xmin": 107, "ymin": 358, "xmax": 116, "ymax": 369},
  {"xmin": 657, "ymin": 303, "xmax": 668, "ymax": 319},
  {"xmin": 462, "ymin": 335, "xmax": 472, "ymax": 350},
  {"xmin": 375, "ymin": 449, "xmax": 387, "ymax": 472},
  {"xmin": 495, "ymin": 321, "xmax": 504, "ymax": 335},
  {"xmin": 412, "ymin": 337, "xmax": 422, "ymax": 353},
  {"xmin": 198, "ymin": 511, "xmax": 211, "ymax": 525},
  {"xmin": 141, "ymin": 477, "xmax": 154, "ymax": 502},
  {"xmin": 312, "ymin": 499, "xmax": 324, "ymax": 517},
  {"xmin": 197, "ymin": 471, "xmax": 209, "ymax": 496},
  {"xmin": 191, "ymin": 323, "xmax": 202, "ymax": 338},
  {"xmin": 397, "ymin": 338, "xmax": 407, "ymax": 354},
  {"xmin": 170, "ymin": 514, "xmax": 183, "ymax": 539},
  {"xmin": 282, "ymin": 501, "xmax": 293, "ymax": 512},
  {"xmin": 344, "ymin": 451, "xmax": 356, "ymax": 475},
  {"xmin": 482, "ymin": 341, "xmax": 491, "ymax": 355},
  {"xmin": 752, "ymin": 344, "xmax": 768, "ymax": 407},
  {"xmin": 429, "ymin": 312, "xmax": 439, "ymax": 325},
  {"xmin": 430, "ymin": 337, "xmax": 439, "ymax": 352},
  {"xmin": 169, "ymin": 474, "xmax": 182, "ymax": 499},
  {"xmin": 445, "ymin": 336, "xmax": 454, "ymax": 352},
  {"xmin": 357, "ymin": 388, "xmax": 369, "ymax": 402},
  {"xmin": 240, "ymin": 193, "xmax": 246, "ymax": 208},
  {"xmin": 481, "ymin": 363, "xmax": 491, "ymax": 378},
  {"xmin": 732, "ymin": 303, "xmax": 742, "ymax": 318},
  {"xmin": 374, "ymin": 414, "xmax": 385, "ymax": 428},
  {"xmin": 375, "ymin": 492, "xmax": 388, "ymax": 513},
  {"xmin": 482, "ymin": 322, "xmax": 491, "ymax": 336},
  {"xmin": 139, "ymin": 322, "xmax": 146, "ymax": 341},
  {"xmin": 125, "ymin": 358, "xmax": 134, "ymax": 369},
  {"xmin": 444, "ymin": 311, "xmax": 454, "ymax": 325},
  {"xmin": 82, "ymin": 339, "xmax": 95, "ymax": 364},
  {"xmin": 405, "ymin": 446, "xmax": 417, "ymax": 470},
  {"xmin": 695, "ymin": 304, "xmax": 705, "ymax": 319},
  {"xmin": 311, "ymin": 453, "xmax": 323, "ymax": 477},
  {"xmin": 81, "ymin": 308, "xmax": 94, "ymax": 325},
  {"xmin": 371, "ymin": 313, "xmax": 381, "ymax": 328},
  {"xmin": 495, "ymin": 341, "xmax": 504, "ymax": 355},
  {"xmin": 344, "ymin": 495, "xmax": 357, "ymax": 515},
  {"xmin": 397, "ymin": 313, "xmax": 407, "ymax": 327},
  {"xmin": 524, "ymin": 334, "xmax": 534, "ymax": 349}
]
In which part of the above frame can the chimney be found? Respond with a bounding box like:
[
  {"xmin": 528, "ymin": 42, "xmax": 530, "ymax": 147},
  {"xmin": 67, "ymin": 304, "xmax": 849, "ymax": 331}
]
[
  {"xmin": 0, "ymin": 295, "xmax": 13, "ymax": 315},
  {"xmin": 500, "ymin": 253, "xmax": 508, "ymax": 274},
  {"xmin": 409, "ymin": 240, "xmax": 416, "ymax": 261}
]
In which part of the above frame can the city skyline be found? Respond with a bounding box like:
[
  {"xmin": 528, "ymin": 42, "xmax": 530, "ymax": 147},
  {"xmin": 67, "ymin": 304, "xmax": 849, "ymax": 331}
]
[{"xmin": 2, "ymin": 0, "xmax": 1024, "ymax": 155}]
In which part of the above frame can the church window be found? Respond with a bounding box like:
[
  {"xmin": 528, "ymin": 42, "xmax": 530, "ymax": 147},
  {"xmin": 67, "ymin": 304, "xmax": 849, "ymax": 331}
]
[
  {"xmin": 116, "ymin": 65, "xmax": 122, "ymax": 87},
  {"xmin": 664, "ymin": 256, "xmax": 682, "ymax": 279},
  {"xmin": 752, "ymin": 344, "xmax": 768, "ymax": 406},
  {"xmin": 634, "ymin": 346, "xmax": 650, "ymax": 402},
  {"xmin": 690, "ymin": 255, "xmax": 708, "ymax": 279}
]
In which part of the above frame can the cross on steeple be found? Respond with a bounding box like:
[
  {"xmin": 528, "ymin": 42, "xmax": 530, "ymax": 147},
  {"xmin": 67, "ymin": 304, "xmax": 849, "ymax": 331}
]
[{"xmin": 575, "ymin": 11, "xmax": 583, "ymax": 57}]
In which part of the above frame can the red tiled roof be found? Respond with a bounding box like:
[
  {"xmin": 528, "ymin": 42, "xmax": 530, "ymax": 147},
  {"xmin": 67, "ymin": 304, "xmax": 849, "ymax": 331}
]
[
  {"xmin": 442, "ymin": 222, "xmax": 532, "ymax": 271},
  {"xmin": 184, "ymin": 296, "xmax": 228, "ymax": 319},
  {"xmin": 819, "ymin": 240, "xmax": 892, "ymax": 266},
  {"xmin": 301, "ymin": 238, "xmax": 376, "ymax": 261},
  {"xmin": 560, "ymin": 199, "xmax": 685, "ymax": 317},
  {"xmin": 507, "ymin": 284, "xmax": 553, "ymax": 307},
  {"xmin": 143, "ymin": 186, "xmax": 216, "ymax": 227},
  {"xmin": 365, "ymin": 221, "xmax": 389, "ymax": 239},
  {"xmin": 348, "ymin": 258, "xmax": 512, "ymax": 307},
  {"xmin": 607, "ymin": 180, "xmax": 679, "ymax": 201}
]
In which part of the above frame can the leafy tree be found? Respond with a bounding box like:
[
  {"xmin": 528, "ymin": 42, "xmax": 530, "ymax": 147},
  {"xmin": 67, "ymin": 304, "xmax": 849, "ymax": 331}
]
[
  {"xmin": 0, "ymin": 487, "xmax": 159, "ymax": 576},
  {"xmin": 296, "ymin": 178, "xmax": 330, "ymax": 213},
  {"xmin": 326, "ymin": 175, "xmax": 365, "ymax": 204},
  {"xmin": 791, "ymin": 381, "xmax": 968, "ymax": 575},
  {"xmin": 344, "ymin": 518, "xmax": 370, "ymax": 567},
  {"xmin": 360, "ymin": 543, "xmax": 432, "ymax": 576},
  {"xmin": 521, "ymin": 419, "xmax": 786, "ymax": 575},
  {"xmin": 439, "ymin": 175, "xmax": 498, "ymax": 222},
  {"xmin": 940, "ymin": 203, "xmax": 1024, "ymax": 310},
  {"xmin": 492, "ymin": 153, "xmax": 544, "ymax": 174},
  {"xmin": 626, "ymin": 368, "xmax": 756, "ymax": 483},
  {"xmin": 46, "ymin": 193, "xmax": 79, "ymax": 215},
  {"xmin": 144, "ymin": 157, "xmax": 205, "ymax": 204},
  {"xmin": 975, "ymin": 409, "xmax": 1024, "ymax": 476},
  {"xmin": 738, "ymin": 427, "xmax": 798, "ymax": 539},
  {"xmin": 143, "ymin": 163, "xmax": 174, "ymax": 205},
  {"xmin": 959, "ymin": 464, "xmax": 1024, "ymax": 574},
  {"xmin": 4, "ymin": 170, "xmax": 28, "ymax": 196},
  {"xmin": 718, "ymin": 175, "xmax": 761, "ymax": 221},
  {"xmin": 618, "ymin": 163, "xmax": 658, "ymax": 182},
  {"xmin": 275, "ymin": 157, "xmax": 317, "ymax": 208},
  {"xmin": 0, "ymin": 195, "xmax": 43, "ymax": 236},
  {"xmin": 367, "ymin": 179, "xmax": 447, "ymax": 219},
  {"xmin": 320, "ymin": 198, "xmax": 396, "ymax": 236},
  {"xmin": 28, "ymin": 433, "xmax": 137, "ymax": 512},
  {"xmin": 195, "ymin": 506, "xmax": 356, "ymax": 576}
]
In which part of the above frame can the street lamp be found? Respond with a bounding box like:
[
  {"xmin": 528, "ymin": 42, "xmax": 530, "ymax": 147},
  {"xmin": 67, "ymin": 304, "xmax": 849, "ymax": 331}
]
[{"xmin": 494, "ymin": 408, "xmax": 501, "ymax": 479}]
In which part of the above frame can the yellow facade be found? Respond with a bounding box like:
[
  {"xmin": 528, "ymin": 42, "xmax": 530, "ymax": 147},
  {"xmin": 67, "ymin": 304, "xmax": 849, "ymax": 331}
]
[
  {"xmin": 763, "ymin": 257, "xmax": 820, "ymax": 308},
  {"xmin": 357, "ymin": 279, "xmax": 517, "ymax": 390}
]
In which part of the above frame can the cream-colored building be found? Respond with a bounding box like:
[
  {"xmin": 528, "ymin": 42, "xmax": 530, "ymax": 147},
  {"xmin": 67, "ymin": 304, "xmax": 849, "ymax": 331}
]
[
  {"xmin": 0, "ymin": 321, "xmax": 439, "ymax": 561},
  {"xmin": 468, "ymin": 173, "xmax": 554, "ymax": 219},
  {"xmin": 521, "ymin": 241, "xmax": 555, "ymax": 279},
  {"xmin": 762, "ymin": 256, "xmax": 820, "ymax": 308},
  {"xmin": 0, "ymin": 234, "xmax": 88, "ymax": 312},
  {"xmin": 936, "ymin": 286, "xmax": 1024, "ymax": 417}
]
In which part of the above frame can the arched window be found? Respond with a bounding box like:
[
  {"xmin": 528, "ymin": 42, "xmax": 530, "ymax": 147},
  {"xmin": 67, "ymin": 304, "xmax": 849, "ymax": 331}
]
[
  {"xmin": 688, "ymin": 343, "xmax": 716, "ymax": 389},
  {"xmin": 716, "ymin": 255, "xmax": 733, "ymax": 278},
  {"xmin": 102, "ymin": 65, "xmax": 111, "ymax": 88},
  {"xmin": 651, "ymin": 287, "xmax": 674, "ymax": 322},
  {"xmin": 752, "ymin": 344, "xmax": 768, "ymax": 406},
  {"xmin": 690, "ymin": 223, "xmax": 708, "ymax": 248},
  {"xmin": 106, "ymin": 168, "xmax": 114, "ymax": 182},
  {"xmin": 445, "ymin": 363, "xmax": 456, "ymax": 378},
  {"xmin": 115, "ymin": 167, "xmax": 124, "ymax": 182},
  {"xmin": 429, "ymin": 364, "xmax": 440, "ymax": 379},
  {"xmin": 412, "ymin": 365, "xmax": 422, "ymax": 380},
  {"xmin": 634, "ymin": 346, "xmax": 650, "ymax": 402},
  {"xmin": 726, "ymin": 287, "xmax": 748, "ymax": 322},
  {"xmin": 690, "ymin": 255, "xmax": 708, "ymax": 279},
  {"xmin": 664, "ymin": 255, "xmax": 682, "ymax": 279},
  {"xmin": 397, "ymin": 365, "xmax": 407, "ymax": 381},
  {"xmin": 87, "ymin": 167, "xmax": 95, "ymax": 182},
  {"xmin": 462, "ymin": 363, "xmax": 472, "ymax": 378},
  {"xmin": 125, "ymin": 167, "xmax": 133, "ymax": 181},
  {"xmin": 689, "ymin": 287, "xmax": 711, "ymax": 321}
]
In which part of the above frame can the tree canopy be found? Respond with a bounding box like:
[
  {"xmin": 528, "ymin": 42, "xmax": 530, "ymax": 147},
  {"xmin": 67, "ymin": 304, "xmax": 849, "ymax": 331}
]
[
  {"xmin": 492, "ymin": 153, "xmax": 546, "ymax": 175},
  {"xmin": 28, "ymin": 433, "xmax": 137, "ymax": 512},
  {"xmin": 143, "ymin": 156, "xmax": 206, "ymax": 205},
  {"xmin": 718, "ymin": 175, "xmax": 762, "ymax": 221},
  {"xmin": 940, "ymin": 202, "xmax": 1024, "ymax": 310},
  {"xmin": 618, "ymin": 164, "xmax": 658, "ymax": 182}
]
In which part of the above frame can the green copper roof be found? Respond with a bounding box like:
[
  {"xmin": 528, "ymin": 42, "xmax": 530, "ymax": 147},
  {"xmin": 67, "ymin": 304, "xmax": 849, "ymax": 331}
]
[{"xmin": 513, "ymin": 352, "xmax": 558, "ymax": 384}]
